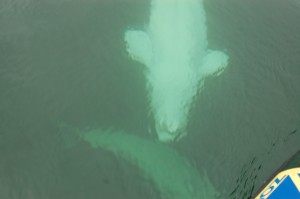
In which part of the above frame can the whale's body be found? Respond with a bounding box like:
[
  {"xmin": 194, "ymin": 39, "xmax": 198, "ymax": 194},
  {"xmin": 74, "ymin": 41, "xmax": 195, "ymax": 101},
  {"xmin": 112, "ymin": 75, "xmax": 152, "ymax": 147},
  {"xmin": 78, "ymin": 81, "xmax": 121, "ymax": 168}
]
[
  {"xmin": 125, "ymin": 0, "xmax": 228, "ymax": 142},
  {"xmin": 81, "ymin": 129, "xmax": 217, "ymax": 199}
]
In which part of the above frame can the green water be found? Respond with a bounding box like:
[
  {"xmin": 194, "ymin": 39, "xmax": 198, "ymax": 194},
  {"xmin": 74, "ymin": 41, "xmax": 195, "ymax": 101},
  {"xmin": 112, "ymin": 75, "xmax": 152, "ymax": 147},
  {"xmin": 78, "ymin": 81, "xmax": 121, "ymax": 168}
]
[{"xmin": 0, "ymin": 0, "xmax": 300, "ymax": 198}]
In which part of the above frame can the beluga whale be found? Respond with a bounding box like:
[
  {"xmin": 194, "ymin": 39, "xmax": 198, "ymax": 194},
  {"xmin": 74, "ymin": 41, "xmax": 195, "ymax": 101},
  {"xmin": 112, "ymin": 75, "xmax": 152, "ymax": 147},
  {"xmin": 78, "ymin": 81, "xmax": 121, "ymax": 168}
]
[
  {"xmin": 125, "ymin": 0, "xmax": 229, "ymax": 142},
  {"xmin": 80, "ymin": 129, "xmax": 218, "ymax": 199}
]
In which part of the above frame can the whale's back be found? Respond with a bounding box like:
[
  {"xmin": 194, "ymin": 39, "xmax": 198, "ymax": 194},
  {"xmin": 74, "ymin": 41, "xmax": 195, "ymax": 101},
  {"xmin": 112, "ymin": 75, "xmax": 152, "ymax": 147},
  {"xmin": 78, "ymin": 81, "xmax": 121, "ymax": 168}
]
[{"xmin": 149, "ymin": 0, "xmax": 208, "ymax": 60}]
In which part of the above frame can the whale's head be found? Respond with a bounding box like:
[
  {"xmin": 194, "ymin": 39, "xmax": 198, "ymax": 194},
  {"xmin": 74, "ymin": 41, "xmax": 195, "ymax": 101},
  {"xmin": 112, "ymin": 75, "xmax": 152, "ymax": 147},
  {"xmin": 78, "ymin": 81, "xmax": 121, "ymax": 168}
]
[
  {"xmin": 148, "ymin": 62, "xmax": 200, "ymax": 142},
  {"xmin": 155, "ymin": 116, "xmax": 186, "ymax": 142},
  {"xmin": 155, "ymin": 119, "xmax": 187, "ymax": 142},
  {"xmin": 150, "ymin": 84, "xmax": 192, "ymax": 143}
]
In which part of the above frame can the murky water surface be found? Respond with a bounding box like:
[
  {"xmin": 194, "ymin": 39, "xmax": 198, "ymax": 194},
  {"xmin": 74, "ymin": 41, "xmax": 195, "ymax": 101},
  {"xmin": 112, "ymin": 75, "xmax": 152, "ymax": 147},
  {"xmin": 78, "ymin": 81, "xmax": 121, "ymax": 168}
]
[{"xmin": 0, "ymin": 0, "xmax": 299, "ymax": 198}]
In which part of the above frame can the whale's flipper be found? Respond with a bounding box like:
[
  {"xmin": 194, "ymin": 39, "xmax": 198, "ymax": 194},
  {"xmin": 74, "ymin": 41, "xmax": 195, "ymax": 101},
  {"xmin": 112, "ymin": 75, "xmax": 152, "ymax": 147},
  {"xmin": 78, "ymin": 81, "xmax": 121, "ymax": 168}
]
[
  {"xmin": 200, "ymin": 50, "xmax": 229, "ymax": 77},
  {"xmin": 124, "ymin": 30, "xmax": 153, "ymax": 66}
]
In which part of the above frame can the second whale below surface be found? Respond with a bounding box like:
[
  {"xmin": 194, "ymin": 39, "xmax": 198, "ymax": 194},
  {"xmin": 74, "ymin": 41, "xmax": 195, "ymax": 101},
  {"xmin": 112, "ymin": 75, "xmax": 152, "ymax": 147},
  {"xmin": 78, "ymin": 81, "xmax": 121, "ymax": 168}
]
[{"xmin": 77, "ymin": 128, "xmax": 219, "ymax": 199}]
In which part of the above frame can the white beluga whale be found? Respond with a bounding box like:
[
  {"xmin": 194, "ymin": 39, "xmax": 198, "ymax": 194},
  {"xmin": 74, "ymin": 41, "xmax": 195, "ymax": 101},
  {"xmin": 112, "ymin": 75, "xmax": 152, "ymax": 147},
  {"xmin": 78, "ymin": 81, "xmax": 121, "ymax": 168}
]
[
  {"xmin": 125, "ymin": 0, "xmax": 228, "ymax": 142},
  {"xmin": 80, "ymin": 129, "xmax": 218, "ymax": 199}
]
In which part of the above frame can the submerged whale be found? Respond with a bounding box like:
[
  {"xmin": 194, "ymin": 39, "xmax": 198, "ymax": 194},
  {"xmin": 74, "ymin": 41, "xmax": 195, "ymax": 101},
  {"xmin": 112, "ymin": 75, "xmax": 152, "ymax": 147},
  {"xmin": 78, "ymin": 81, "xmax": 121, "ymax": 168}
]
[
  {"xmin": 125, "ymin": 0, "xmax": 228, "ymax": 142},
  {"xmin": 80, "ymin": 129, "xmax": 218, "ymax": 199}
]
